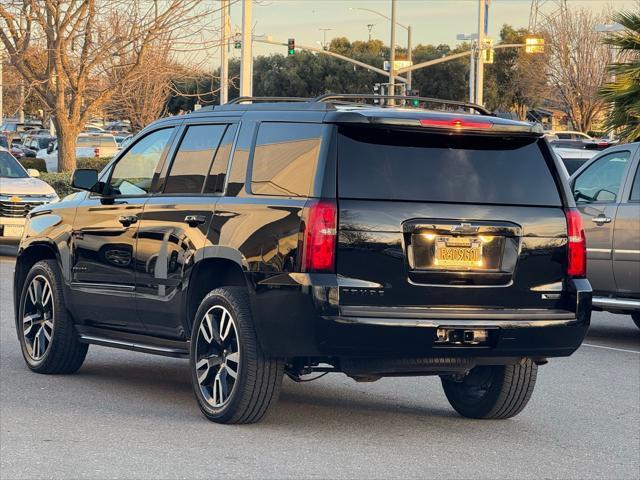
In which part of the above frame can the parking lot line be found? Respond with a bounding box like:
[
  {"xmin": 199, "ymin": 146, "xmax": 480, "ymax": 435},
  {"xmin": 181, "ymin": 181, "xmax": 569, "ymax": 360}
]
[{"xmin": 582, "ymin": 343, "xmax": 640, "ymax": 354}]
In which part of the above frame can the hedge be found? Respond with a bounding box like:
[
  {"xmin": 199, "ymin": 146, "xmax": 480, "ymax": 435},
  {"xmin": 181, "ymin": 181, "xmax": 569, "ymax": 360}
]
[
  {"xmin": 19, "ymin": 157, "xmax": 48, "ymax": 172},
  {"xmin": 77, "ymin": 157, "xmax": 112, "ymax": 171},
  {"xmin": 40, "ymin": 172, "xmax": 75, "ymax": 199}
]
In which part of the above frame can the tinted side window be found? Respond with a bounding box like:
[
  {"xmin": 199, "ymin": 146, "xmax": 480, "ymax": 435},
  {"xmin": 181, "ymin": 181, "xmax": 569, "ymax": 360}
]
[
  {"xmin": 204, "ymin": 124, "xmax": 237, "ymax": 194},
  {"xmin": 110, "ymin": 128, "xmax": 174, "ymax": 196},
  {"xmin": 573, "ymin": 151, "xmax": 630, "ymax": 204},
  {"xmin": 164, "ymin": 124, "xmax": 226, "ymax": 194},
  {"xmin": 630, "ymin": 165, "xmax": 640, "ymax": 202},
  {"xmin": 338, "ymin": 127, "xmax": 562, "ymax": 206},
  {"xmin": 251, "ymin": 123, "xmax": 322, "ymax": 197}
]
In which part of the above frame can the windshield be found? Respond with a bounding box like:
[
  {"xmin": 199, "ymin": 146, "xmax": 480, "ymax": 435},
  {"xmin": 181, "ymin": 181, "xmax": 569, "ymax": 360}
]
[{"xmin": 0, "ymin": 151, "xmax": 29, "ymax": 178}]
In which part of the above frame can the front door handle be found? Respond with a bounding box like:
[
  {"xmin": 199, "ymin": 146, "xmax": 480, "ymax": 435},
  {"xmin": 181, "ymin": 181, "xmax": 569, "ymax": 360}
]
[
  {"xmin": 591, "ymin": 216, "xmax": 612, "ymax": 225},
  {"xmin": 118, "ymin": 215, "xmax": 138, "ymax": 226},
  {"xmin": 184, "ymin": 214, "xmax": 207, "ymax": 227}
]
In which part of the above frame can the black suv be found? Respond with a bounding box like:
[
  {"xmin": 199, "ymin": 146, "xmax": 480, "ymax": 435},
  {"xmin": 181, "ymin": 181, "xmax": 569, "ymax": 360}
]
[{"xmin": 13, "ymin": 95, "xmax": 592, "ymax": 424}]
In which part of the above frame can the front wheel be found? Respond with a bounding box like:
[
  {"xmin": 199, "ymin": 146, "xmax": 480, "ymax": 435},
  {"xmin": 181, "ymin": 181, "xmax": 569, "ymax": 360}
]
[
  {"xmin": 189, "ymin": 287, "xmax": 284, "ymax": 424},
  {"xmin": 17, "ymin": 260, "xmax": 88, "ymax": 374},
  {"xmin": 441, "ymin": 359, "xmax": 538, "ymax": 419}
]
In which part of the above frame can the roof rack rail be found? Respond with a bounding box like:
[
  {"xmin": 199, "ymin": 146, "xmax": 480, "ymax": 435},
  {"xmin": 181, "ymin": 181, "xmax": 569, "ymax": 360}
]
[
  {"xmin": 313, "ymin": 93, "xmax": 491, "ymax": 115},
  {"xmin": 227, "ymin": 96, "xmax": 312, "ymax": 104}
]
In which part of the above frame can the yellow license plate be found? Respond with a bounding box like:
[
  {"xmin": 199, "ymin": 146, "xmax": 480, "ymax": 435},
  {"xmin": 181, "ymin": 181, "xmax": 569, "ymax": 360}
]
[
  {"xmin": 434, "ymin": 237, "xmax": 483, "ymax": 268},
  {"xmin": 2, "ymin": 225, "xmax": 24, "ymax": 238}
]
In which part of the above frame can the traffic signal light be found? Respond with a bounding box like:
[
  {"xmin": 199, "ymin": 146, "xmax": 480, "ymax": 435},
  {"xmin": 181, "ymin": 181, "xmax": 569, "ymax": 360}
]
[
  {"xmin": 234, "ymin": 32, "xmax": 241, "ymax": 49},
  {"xmin": 288, "ymin": 38, "xmax": 295, "ymax": 56},
  {"xmin": 410, "ymin": 89, "xmax": 420, "ymax": 106}
]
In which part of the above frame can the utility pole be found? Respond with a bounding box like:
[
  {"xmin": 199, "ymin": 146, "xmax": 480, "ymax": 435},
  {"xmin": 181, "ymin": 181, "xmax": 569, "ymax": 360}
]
[
  {"xmin": 389, "ymin": 0, "xmax": 396, "ymax": 103},
  {"xmin": 240, "ymin": 0, "xmax": 252, "ymax": 97},
  {"xmin": 475, "ymin": 0, "xmax": 488, "ymax": 106},
  {"xmin": 469, "ymin": 41, "xmax": 476, "ymax": 104},
  {"xmin": 406, "ymin": 25, "xmax": 412, "ymax": 92},
  {"xmin": 319, "ymin": 28, "xmax": 332, "ymax": 50},
  {"xmin": 220, "ymin": 0, "xmax": 230, "ymax": 104}
]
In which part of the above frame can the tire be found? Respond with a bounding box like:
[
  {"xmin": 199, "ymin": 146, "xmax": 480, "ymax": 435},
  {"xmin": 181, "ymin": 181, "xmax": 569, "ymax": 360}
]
[
  {"xmin": 17, "ymin": 260, "xmax": 88, "ymax": 374},
  {"xmin": 189, "ymin": 287, "xmax": 284, "ymax": 424},
  {"xmin": 441, "ymin": 358, "xmax": 538, "ymax": 419},
  {"xmin": 632, "ymin": 312, "xmax": 640, "ymax": 329}
]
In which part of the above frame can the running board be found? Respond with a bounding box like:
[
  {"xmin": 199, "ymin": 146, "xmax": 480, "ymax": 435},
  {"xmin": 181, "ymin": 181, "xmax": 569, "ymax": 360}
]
[
  {"xmin": 592, "ymin": 297, "xmax": 640, "ymax": 311},
  {"xmin": 78, "ymin": 332, "xmax": 189, "ymax": 358}
]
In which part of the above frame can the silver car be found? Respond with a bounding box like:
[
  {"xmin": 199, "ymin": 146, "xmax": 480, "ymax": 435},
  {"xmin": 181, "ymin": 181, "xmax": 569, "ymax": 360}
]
[
  {"xmin": 0, "ymin": 147, "xmax": 59, "ymax": 244},
  {"xmin": 570, "ymin": 142, "xmax": 640, "ymax": 328}
]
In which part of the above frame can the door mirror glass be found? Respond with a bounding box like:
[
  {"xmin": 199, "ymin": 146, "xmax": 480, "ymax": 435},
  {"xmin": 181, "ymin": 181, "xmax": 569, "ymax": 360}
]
[
  {"xmin": 27, "ymin": 168, "xmax": 40, "ymax": 178},
  {"xmin": 72, "ymin": 168, "xmax": 99, "ymax": 192}
]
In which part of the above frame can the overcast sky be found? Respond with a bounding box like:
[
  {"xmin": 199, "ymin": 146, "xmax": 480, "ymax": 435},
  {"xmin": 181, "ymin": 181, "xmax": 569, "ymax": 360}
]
[{"xmin": 215, "ymin": 0, "xmax": 631, "ymax": 63}]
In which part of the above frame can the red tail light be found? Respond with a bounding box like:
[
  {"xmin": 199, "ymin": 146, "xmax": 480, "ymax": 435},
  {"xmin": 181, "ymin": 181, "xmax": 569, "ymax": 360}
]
[
  {"xmin": 565, "ymin": 208, "xmax": 586, "ymax": 278},
  {"xmin": 301, "ymin": 200, "xmax": 337, "ymax": 273},
  {"xmin": 94, "ymin": 147, "xmax": 100, "ymax": 158},
  {"xmin": 419, "ymin": 118, "xmax": 493, "ymax": 129}
]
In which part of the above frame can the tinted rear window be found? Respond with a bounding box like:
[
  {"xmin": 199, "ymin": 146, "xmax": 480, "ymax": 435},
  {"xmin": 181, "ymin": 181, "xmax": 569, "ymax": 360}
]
[{"xmin": 338, "ymin": 127, "xmax": 561, "ymax": 206}]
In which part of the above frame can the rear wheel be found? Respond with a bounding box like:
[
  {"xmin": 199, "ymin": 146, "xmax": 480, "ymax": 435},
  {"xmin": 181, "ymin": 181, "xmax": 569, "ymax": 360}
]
[
  {"xmin": 441, "ymin": 359, "xmax": 537, "ymax": 419},
  {"xmin": 18, "ymin": 260, "xmax": 88, "ymax": 374},
  {"xmin": 189, "ymin": 287, "xmax": 284, "ymax": 424},
  {"xmin": 632, "ymin": 312, "xmax": 640, "ymax": 329}
]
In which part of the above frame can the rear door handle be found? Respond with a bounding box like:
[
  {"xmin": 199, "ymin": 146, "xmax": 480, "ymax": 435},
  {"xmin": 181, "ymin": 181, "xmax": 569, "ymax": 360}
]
[
  {"xmin": 184, "ymin": 214, "xmax": 207, "ymax": 227},
  {"xmin": 591, "ymin": 216, "xmax": 611, "ymax": 224},
  {"xmin": 118, "ymin": 215, "xmax": 138, "ymax": 226}
]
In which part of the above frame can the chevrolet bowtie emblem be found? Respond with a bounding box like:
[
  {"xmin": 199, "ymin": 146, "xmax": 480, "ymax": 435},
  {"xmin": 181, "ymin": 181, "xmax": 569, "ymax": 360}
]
[
  {"xmin": 9, "ymin": 196, "xmax": 22, "ymax": 203},
  {"xmin": 450, "ymin": 223, "xmax": 479, "ymax": 233}
]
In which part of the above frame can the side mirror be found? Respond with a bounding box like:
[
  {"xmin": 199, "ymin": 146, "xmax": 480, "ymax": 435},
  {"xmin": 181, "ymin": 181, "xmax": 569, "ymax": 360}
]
[
  {"xmin": 27, "ymin": 168, "xmax": 40, "ymax": 178},
  {"xmin": 46, "ymin": 142, "xmax": 54, "ymax": 154},
  {"xmin": 72, "ymin": 168, "xmax": 99, "ymax": 192}
]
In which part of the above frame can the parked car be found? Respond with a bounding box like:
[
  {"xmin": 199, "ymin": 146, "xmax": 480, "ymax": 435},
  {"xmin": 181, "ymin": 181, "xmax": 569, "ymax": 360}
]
[
  {"xmin": 37, "ymin": 134, "xmax": 118, "ymax": 172},
  {"xmin": 550, "ymin": 131, "xmax": 612, "ymax": 150},
  {"xmin": 0, "ymin": 147, "xmax": 58, "ymax": 245},
  {"xmin": 0, "ymin": 121, "xmax": 44, "ymax": 146},
  {"xmin": 20, "ymin": 134, "xmax": 57, "ymax": 159},
  {"xmin": 13, "ymin": 94, "xmax": 591, "ymax": 424},
  {"xmin": 570, "ymin": 143, "xmax": 640, "ymax": 328},
  {"xmin": 551, "ymin": 145, "xmax": 599, "ymax": 175},
  {"xmin": 114, "ymin": 134, "xmax": 132, "ymax": 150}
]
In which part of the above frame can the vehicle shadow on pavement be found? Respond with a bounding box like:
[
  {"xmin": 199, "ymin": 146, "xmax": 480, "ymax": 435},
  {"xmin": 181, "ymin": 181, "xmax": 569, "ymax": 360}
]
[
  {"xmin": 40, "ymin": 356, "xmax": 467, "ymax": 425},
  {"xmin": 586, "ymin": 319, "xmax": 640, "ymax": 351}
]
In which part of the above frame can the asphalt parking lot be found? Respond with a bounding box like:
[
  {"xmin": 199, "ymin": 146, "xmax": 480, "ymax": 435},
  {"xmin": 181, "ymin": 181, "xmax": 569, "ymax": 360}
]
[{"xmin": 0, "ymin": 251, "xmax": 638, "ymax": 479}]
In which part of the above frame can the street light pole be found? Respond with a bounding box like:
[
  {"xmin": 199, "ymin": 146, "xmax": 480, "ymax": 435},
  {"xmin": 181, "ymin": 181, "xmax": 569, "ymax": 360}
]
[
  {"xmin": 240, "ymin": 0, "xmax": 253, "ymax": 97},
  {"xmin": 469, "ymin": 41, "xmax": 476, "ymax": 104},
  {"xmin": 475, "ymin": 0, "xmax": 487, "ymax": 106},
  {"xmin": 220, "ymin": 0, "xmax": 230, "ymax": 104},
  {"xmin": 389, "ymin": 0, "xmax": 396, "ymax": 102},
  {"xmin": 406, "ymin": 25, "xmax": 412, "ymax": 91},
  {"xmin": 319, "ymin": 28, "xmax": 332, "ymax": 50}
]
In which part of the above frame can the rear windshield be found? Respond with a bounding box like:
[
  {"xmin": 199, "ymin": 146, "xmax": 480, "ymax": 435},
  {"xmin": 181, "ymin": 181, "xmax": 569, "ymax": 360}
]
[{"xmin": 338, "ymin": 126, "xmax": 561, "ymax": 206}]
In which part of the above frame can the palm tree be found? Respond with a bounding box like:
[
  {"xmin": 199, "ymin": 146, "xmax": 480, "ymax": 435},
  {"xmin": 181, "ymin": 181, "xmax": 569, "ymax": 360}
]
[{"xmin": 600, "ymin": 8, "xmax": 640, "ymax": 142}]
